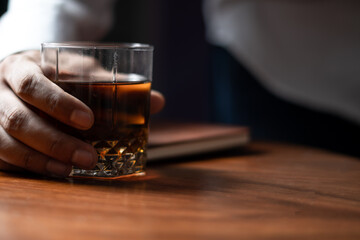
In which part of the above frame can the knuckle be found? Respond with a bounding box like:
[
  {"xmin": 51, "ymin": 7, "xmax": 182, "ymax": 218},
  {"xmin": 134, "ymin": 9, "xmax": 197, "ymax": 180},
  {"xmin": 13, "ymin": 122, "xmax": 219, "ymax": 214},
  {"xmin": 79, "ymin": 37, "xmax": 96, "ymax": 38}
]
[
  {"xmin": 0, "ymin": 54, "xmax": 34, "ymax": 81},
  {"xmin": 48, "ymin": 137, "xmax": 65, "ymax": 158},
  {"xmin": 22, "ymin": 151, "xmax": 32, "ymax": 169},
  {"xmin": 21, "ymin": 151, "xmax": 47, "ymax": 173},
  {"xmin": 2, "ymin": 109, "xmax": 29, "ymax": 132},
  {"xmin": 2, "ymin": 54, "xmax": 18, "ymax": 65},
  {"xmin": 45, "ymin": 93, "xmax": 61, "ymax": 113},
  {"xmin": 0, "ymin": 55, "xmax": 17, "ymax": 75},
  {"xmin": 48, "ymin": 135, "xmax": 75, "ymax": 164},
  {"xmin": 16, "ymin": 73, "xmax": 40, "ymax": 98}
]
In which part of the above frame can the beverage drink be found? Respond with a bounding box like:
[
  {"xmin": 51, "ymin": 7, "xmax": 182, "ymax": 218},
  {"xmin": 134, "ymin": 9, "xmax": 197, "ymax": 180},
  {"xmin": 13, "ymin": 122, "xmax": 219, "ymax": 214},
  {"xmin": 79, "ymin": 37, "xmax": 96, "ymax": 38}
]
[
  {"xmin": 55, "ymin": 75, "xmax": 151, "ymax": 178},
  {"xmin": 41, "ymin": 42, "xmax": 154, "ymax": 179}
]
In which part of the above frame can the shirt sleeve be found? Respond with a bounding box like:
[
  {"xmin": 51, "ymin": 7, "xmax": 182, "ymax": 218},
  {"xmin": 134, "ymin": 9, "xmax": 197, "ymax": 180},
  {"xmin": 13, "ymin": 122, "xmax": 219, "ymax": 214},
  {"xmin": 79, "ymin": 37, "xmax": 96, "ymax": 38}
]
[
  {"xmin": 203, "ymin": 0, "xmax": 360, "ymax": 124},
  {"xmin": 0, "ymin": 0, "xmax": 116, "ymax": 60}
]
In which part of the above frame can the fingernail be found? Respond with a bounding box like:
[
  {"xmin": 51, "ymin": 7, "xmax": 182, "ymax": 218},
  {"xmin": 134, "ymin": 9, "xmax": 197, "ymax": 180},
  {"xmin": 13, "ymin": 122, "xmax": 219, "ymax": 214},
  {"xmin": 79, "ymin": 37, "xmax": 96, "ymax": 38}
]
[
  {"xmin": 46, "ymin": 160, "xmax": 71, "ymax": 177},
  {"xmin": 72, "ymin": 149, "xmax": 96, "ymax": 168},
  {"xmin": 70, "ymin": 110, "xmax": 93, "ymax": 129}
]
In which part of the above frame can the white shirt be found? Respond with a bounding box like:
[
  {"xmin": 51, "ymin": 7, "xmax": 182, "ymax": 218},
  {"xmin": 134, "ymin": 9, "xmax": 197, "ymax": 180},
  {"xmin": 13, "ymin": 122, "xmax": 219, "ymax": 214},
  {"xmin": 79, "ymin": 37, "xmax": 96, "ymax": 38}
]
[
  {"xmin": 0, "ymin": 0, "xmax": 114, "ymax": 59},
  {"xmin": 204, "ymin": 0, "xmax": 360, "ymax": 124},
  {"xmin": 1, "ymin": 0, "xmax": 360, "ymax": 124}
]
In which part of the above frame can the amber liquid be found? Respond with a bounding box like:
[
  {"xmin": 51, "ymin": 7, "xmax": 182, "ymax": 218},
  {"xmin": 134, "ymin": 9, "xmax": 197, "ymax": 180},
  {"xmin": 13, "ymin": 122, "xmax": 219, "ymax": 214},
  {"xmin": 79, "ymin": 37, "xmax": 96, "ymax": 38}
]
[{"xmin": 56, "ymin": 78, "xmax": 151, "ymax": 178}]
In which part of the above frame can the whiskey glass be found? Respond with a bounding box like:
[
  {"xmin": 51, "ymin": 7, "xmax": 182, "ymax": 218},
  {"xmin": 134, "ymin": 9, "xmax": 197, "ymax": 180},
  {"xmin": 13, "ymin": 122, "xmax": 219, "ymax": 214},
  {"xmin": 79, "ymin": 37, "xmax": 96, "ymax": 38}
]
[{"xmin": 41, "ymin": 42, "xmax": 153, "ymax": 178}]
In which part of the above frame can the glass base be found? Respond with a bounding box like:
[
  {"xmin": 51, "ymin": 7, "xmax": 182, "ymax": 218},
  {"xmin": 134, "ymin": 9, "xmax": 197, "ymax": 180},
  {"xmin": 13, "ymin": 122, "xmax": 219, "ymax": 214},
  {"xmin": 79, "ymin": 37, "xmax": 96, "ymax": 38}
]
[
  {"xmin": 69, "ymin": 171, "xmax": 145, "ymax": 180},
  {"xmin": 70, "ymin": 139, "xmax": 146, "ymax": 179}
]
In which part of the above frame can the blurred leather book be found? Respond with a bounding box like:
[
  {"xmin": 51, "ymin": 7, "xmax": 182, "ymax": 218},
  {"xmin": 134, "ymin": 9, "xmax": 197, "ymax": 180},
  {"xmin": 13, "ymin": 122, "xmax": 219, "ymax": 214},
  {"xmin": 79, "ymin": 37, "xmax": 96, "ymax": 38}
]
[{"xmin": 147, "ymin": 121, "xmax": 250, "ymax": 161}]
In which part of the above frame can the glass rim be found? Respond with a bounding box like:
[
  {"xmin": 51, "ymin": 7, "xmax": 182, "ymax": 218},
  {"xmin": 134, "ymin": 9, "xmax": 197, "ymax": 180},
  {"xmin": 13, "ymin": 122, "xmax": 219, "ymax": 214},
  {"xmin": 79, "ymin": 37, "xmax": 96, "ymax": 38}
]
[{"xmin": 41, "ymin": 42, "xmax": 154, "ymax": 50}]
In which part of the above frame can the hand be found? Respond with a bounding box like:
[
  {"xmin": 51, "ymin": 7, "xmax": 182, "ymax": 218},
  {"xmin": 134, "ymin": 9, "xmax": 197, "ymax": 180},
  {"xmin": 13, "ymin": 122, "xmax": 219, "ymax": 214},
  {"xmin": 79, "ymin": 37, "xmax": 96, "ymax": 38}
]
[{"xmin": 0, "ymin": 50, "xmax": 165, "ymax": 177}]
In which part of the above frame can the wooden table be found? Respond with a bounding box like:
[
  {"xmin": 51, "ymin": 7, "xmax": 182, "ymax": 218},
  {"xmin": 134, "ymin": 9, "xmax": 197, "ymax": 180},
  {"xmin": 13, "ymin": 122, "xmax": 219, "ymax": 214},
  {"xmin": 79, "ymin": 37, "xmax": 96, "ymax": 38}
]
[{"xmin": 0, "ymin": 142, "xmax": 359, "ymax": 240}]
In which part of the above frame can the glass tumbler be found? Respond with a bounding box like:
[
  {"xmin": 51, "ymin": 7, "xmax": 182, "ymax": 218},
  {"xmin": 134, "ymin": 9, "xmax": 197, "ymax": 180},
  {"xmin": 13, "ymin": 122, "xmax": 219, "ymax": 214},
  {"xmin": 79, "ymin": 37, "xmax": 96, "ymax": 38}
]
[{"xmin": 41, "ymin": 42, "xmax": 153, "ymax": 178}]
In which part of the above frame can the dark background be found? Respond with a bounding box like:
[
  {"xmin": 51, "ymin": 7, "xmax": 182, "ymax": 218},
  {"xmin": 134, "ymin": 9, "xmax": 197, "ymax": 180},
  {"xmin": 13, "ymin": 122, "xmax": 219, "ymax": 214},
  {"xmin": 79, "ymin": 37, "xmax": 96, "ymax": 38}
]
[
  {"xmin": 0, "ymin": 0, "xmax": 5, "ymax": 13},
  {"xmin": 0, "ymin": 0, "xmax": 212, "ymax": 122},
  {"xmin": 103, "ymin": 0, "xmax": 212, "ymax": 122}
]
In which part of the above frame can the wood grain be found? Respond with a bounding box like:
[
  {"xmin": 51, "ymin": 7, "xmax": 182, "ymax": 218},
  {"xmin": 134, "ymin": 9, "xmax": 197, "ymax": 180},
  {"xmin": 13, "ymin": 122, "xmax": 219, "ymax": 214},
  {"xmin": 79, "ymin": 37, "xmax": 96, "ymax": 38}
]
[{"xmin": 0, "ymin": 142, "xmax": 359, "ymax": 240}]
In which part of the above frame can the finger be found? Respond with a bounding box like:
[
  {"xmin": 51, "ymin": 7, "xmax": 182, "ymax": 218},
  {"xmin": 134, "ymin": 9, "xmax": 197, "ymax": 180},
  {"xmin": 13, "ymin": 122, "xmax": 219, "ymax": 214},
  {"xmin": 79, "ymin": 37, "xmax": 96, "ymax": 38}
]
[
  {"xmin": 150, "ymin": 90, "xmax": 165, "ymax": 114},
  {"xmin": 21, "ymin": 50, "xmax": 41, "ymax": 64},
  {"xmin": 0, "ymin": 86, "xmax": 98, "ymax": 169},
  {"xmin": 0, "ymin": 127, "xmax": 72, "ymax": 177},
  {"xmin": 0, "ymin": 54, "xmax": 94, "ymax": 130},
  {"xmin": 0, "ymin": 159, "xmax": 25, "ymax": 173}
]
